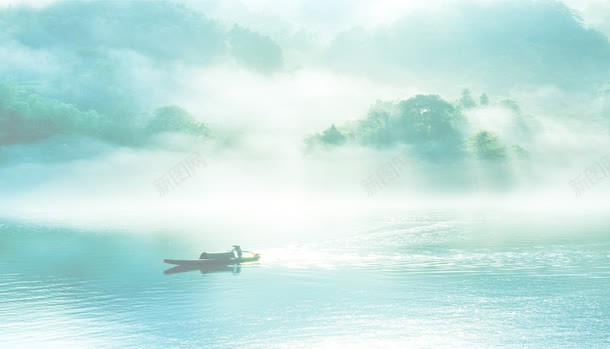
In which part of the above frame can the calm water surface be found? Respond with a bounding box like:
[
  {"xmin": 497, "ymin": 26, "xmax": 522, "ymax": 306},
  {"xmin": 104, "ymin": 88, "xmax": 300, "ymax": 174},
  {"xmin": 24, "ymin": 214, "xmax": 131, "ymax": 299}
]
[{"xmin": 1, "ymin": 211, "xmax": 609, "ymax": 348}]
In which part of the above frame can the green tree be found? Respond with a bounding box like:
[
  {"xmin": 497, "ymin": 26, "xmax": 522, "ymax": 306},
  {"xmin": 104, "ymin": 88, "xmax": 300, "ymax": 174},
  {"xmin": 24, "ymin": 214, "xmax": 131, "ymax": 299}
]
[
  {"xmin": 146, "ymin": 105, "xmax": 209, "ymax": 137},
  {"xmin": 395, "ymin": 95, "xmax": 466, "ymax": 159},
  {"xmin": 459, "ymin": 89, "xmax": 476, "ymax": 109},
  {"xmin": 305, "ymin": 94, "xmax": 467, "ymax": 160},
  {"xmin": 470, "ymin": 130, "xmax": 507, "ymax": 160},
  {"xmin": 0, "ymin": 84, "xmax": 111, "ymax": 145},
  {"xmin": 480, "ymin": 93, "xmax": 489, "ymax": 106},
  {"xmin": 319, "ymin": 124, "xmax": 346, "ymax": 145},
  {"xmin": 501, "ymin": 99, "xmax": 520, "ymax": 112}
]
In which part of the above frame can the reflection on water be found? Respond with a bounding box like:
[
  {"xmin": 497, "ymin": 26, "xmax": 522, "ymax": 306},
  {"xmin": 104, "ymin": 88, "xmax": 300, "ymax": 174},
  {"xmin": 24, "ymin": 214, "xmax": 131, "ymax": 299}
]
[
  {"xmin": 164, "ymin": 264, "xmax": 243, "ymax": 275},
  {"xmin": 1, "ymin": 211, "xmax": 610, "ymax": 348}
]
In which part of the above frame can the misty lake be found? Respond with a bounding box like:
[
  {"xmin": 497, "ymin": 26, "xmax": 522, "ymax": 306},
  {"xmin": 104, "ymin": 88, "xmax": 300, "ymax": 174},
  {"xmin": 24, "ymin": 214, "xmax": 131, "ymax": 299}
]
[
  {"xmin": 1, "ymin": 210, "xmax": 609, "ymax": 348},
  {"xmin": 3, "ymin": 0, "xmax": 610, "ymax": 347}
]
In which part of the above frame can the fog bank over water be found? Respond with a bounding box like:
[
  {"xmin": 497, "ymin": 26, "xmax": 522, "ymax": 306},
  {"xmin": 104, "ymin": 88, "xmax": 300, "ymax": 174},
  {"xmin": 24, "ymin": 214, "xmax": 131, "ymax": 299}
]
[{"xmin": 1, "ymin": 0, "xmax": 610, "ymax": 233}]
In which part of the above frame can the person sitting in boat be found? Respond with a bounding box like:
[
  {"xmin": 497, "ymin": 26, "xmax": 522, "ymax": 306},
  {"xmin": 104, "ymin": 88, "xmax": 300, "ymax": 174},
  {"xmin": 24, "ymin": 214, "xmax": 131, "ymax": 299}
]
[
  {"xmin": 199, "ymin": 246, "xmax": 241, "ymax": 260},
  {"xmin": 232, "ymin": 245, "xmax": 243, "ymax": 258}
]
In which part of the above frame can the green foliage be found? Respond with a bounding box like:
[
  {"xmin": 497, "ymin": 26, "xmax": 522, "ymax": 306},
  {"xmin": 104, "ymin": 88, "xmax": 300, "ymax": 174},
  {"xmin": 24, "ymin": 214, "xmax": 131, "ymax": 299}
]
[
  {"xmin": 2, "ymin": 2, "xmax": 225, "ymax": 64},
  {"xmin": 511, "ymin": 145, "xmax": 529, "ymax": 159},
  {"xmin": 0, "ymin": 2, "xmax": 283, "ymax": 70},
  {"xmin": 469, "ymin": 130, "xmax": 507, "ymax": 160},
  {"xmin": 307, "ymin": 94, "xmax": 467, "ymax": 160},
  {"xmin": 396, "ymin": 95, "xmax": 466, "ymax": 160},
  {"xmin": 480, "ymin": 93, "xmax": 489, "ymax": 106},
  {"xmin": 305, "ymin": 124, "xmax": 347, "ymax": 148},
  {"xmin": 305, "ymin": 87, "xmax": 542, "ymax": 168},
  {"xmin": 146, "ymin": 105, "xmax": 210, "ymax": 137},
  {"xmin": 229, "ymin": 26, "xmax": 283, "ymax": 74},
  {"xmin": 459, "ymin": 89, "xmax": 477, "ymax": 109},
  {"xmin": 0, "ymin": 84, "xmax": 110, "ymax": 145},
  {"xmin": 341, "ymin": 101, "xmax": 392, "ymax": 146},
  {"xmin": 0, "ymin": 1, "xmax": 284, "ymax": 116},
  {"xmin": 396, "ymin": 95, "xmax": 463, "ymax": 138},
  {"xmin": 0, "ymin": 84, "xmax": 209, "ymax": 146},
  {"xmin": 320, "ymin": 124, "xmax": 346, "ymax": 145},
  {"xmin": 501, "ymin": 99, "xmax": 520, "ymax": 112}
]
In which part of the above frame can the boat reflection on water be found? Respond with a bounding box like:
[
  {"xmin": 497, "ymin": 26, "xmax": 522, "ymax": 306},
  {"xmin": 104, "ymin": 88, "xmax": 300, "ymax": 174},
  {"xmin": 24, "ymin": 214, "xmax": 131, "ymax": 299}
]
[{"xmin": 163, "ymin": 264, "xmax": 243, "ymax": 275}]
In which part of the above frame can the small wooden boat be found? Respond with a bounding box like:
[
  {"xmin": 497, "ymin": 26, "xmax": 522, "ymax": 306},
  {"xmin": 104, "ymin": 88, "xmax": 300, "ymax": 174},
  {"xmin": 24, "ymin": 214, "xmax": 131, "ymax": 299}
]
[{"xmin": 163, "ymin": 251, "xmax": 260, "ymax": 267}]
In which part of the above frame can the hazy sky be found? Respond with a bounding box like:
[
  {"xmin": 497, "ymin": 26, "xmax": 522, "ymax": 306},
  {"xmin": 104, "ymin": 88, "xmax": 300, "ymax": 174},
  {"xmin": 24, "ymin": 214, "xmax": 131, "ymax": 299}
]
[
  {"xmin": 4, "ymin": 0, "xmax": 610, "ymax": 35},
  {"xmin": 1, "ymin": 0, "xmax": 609, "ymax": 227}
]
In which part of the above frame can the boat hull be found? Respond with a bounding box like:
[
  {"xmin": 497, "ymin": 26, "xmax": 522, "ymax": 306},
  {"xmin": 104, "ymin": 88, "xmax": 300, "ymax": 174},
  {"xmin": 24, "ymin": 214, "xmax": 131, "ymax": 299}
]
[{"xmin": 163, "ymin": 254, "xmax": 260, "ymax": 267}]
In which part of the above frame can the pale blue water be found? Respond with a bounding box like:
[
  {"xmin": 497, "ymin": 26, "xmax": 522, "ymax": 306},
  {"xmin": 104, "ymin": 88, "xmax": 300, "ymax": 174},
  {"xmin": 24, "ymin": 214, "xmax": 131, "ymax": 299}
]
[{"xmin": 1, "ymin": 211, "xmax": 609, "ymax": 348}]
